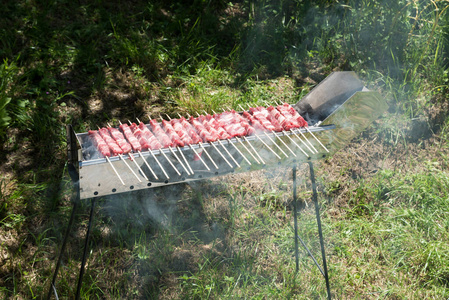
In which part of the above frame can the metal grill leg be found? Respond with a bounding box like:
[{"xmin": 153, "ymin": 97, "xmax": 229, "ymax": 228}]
[
  {"xmin": 293, "ymin": 163, "xmax": 331, "ymax": 300},
  {"xmin": 46, "ymin": 200, "xmax": 78, "ymax": 300},
  {"xmin": 75, "ymin": 198, "xmax": 96, "ymax": 300},
  {"xmin": 293, "ymin": 165, "xmax": 299, "ymax": 272},
  {"xmin": 308, "ymin": 162, "xmax": 331, "ymax": 300}
]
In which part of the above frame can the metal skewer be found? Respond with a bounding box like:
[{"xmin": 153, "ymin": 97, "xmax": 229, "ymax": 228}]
[
  {"xmin": 203, "ymin": 110, "xmax": 250, "ymax": 165},
  {"xmin": 168, "ymin": 146, "xmax": 191, "ymax": 175},
  {"xmin": 217, "ymin": 139, "xmax": 240, "ymax": 167},
  {"xmin": 305, "ymin": 126, "xmax": 329, "ymax": 152},
  {"xmin": 196, "ymin": 111, "xmax": 239, "ymax": 168},
  {"xmin": 210, "ymin": 141, "xmax": 233, "ymax": 168},
  {"xmin": 271, "ymin": 131, "xmax": 296, "ymax": 157},
  {"xmin": 242, "ymin": 136, "xmax": 265, "ymax": 164},
  {"xmin": 129, "ymin": 152, "xmax": 149, "ymax": 181},
  {"xmin": 158, "ymin": 116, "xmax": 192, "ymax": 176},
  {"xmin": 152, "ymin": 114, "xmax": 191, "ymax": 176},
  {"xmin": 290, "ymin": 129, "xmax": 316, "ymax": 154},
  {"xmin": 237, "ymin": 104, "xmax": 285, "ymax": 159},
  {"xmin": 118, "ymin": 154, "xmax": 142, "ymax": 182},
  {"xmin": 272, "ymin": 101, "xmax": 324, "ymax": 152},
  {"xmin": 220, "ymin": 107, "xmax": 266, "ymax": 164},
  {"xmin": 137, "ymin": 150, "xmax": 157, "ymax": 179},
  {"xmin": 228, "ymin": 138, "xmax": 251, "ymax": 165},
  {"xmin": 160, "ymin": 148, "xmax": 181, "ymax": 176},
  {"xmin": 236, "ymin": 137, "xmax": 260, "ymax": 164},
  {"xmin": 159, "ymin": 114, "xmax": 193, "ymax": 175},
  {"xmin": 189, "ymin": 144, "xmax": 210, "ymax": 171},
  {"xmin": 261, "ymin": 132, "xmax": 289, "ymax": 158},
  {"xmin": 259, "ymin": 101, "xmax": 309, "ymax": 157},
  {"xmin": 148, "ymin": 114, "xmax": 182, "ymax": 176},
  {"xmin": 193, "ymin": 113, "xmax": 233, "ymax": 168},
  {"xmin": 199, "ymin": 142, "xmax": 219, "ymax": 169},
  {"xmin": 239, "ymin": 103, "xmax": 294, "ymax": 158},
  {"xmin": 186, "ymin": 113, "xmax": 224, "ymax": 170},
  {"xmin": 269, "ymin": 101, "xmax": 318, "ymax": 154},
  {"xmin": 117, "ymin": 121, "xmax": 150, "ymax": 181},
  {"xmin": 209, "ymin": 109, "xmax": 253, "ymax": 165},
  {"xmin": 163, "ymin": 114, "xmax": 195, "ymax": 174},
  {"xmin": 106, "ymin": 156, "xmax": 125, "ymax": 185},
  {"xmin": 283, "ymin": 131, "xmax": 309, "ymax": 157},
  {"xmin": 127, "ymin": 120, "xmax": 159, "ymax": 180},
  {"xmin": 151, "ymin": 151, "xmax": 169, "ymax": 179},
  {"xmin": 178, "ymin": 146, "xmax": 194, "ymax": 174},
  {"xmin": 176, "ymin": 113, "xmax": 213, "ymax": 171},
  {"xmin": 295, "ymin": 128, "xmax": 318, "ymax": 153},
  {"xmin": 103, "ymin": 124, "xmax": 142, "ymax": 182},
  {"xmin": 254, "ymin": 134, "xmax": 282, "ymax": 160},
  {"xmin": 135, "ymin": 118, "xmax": 170, "ymax": 179}
]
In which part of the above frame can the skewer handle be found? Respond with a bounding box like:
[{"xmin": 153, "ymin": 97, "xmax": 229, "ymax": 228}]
[
  {"xmin": 106, "ymin": 156, "xmax": 125, "ymax": 185},
  {"xmin": 272, "ymin": 131, "xmax": 296, "ymax": 157},
  {"xmin": 138, "ymin": 150, "xmax": 158, "ymax": 180},
  {"xmin": 160, "ymin": 149, "xmax": 182, "ymax": 176},
  {"xmin": 119, "ymin": 154, "xmax": 142, "ymax": 182},
  {"xmin": 189, "ymin": 145, "xmax": 211, "ymax": 171},
  {"xmin": 150, "ymin": 150, "xmax": 170, "ymax": 179},
  {"xmin": 284, "ymin": 132, "xmax": 309, "ymax": 157},
  {"xmin": 255, "ymin": 134, "xmax": 282, "ymax": 160},
  {"xmin": 291, "ymin": 129, "xmax": 315, "ymax": 154},
  {"xmin": 236, "ymin": 137, "xmax": 260, "ymax": 164},
  {"xmin": 200, "ymin": 143, "xmax": 219, "ymax": 169},
  {"xmin": 169, "ymin": 146, "xmax": 191, "ymax": 175},
  {"xmin": 243, "ymin": 136, "xmax": 265, "ymax": 164},
  {"xmin": 262, "ymin": 132, "xmax": 288, "ymax": 158},
  {"xmin": 229, "ymin": 139, "xmax": 251, "ymax": 165},
  {"xmin": 218, "ymin": 140, "xmax": 240, "ymax": 168},
  {"xmin": 130, "ymin": 152, "xmax": 149, "ymax": 181},
  {"xmin": 178, "ymin": 146, "xmax": 194, "ymax": 174},
  {"xmin": 297, "ymin": 129, "xmax": 318, "ymax": 153},
  {"xmin": 306, "ymin": 127, "xmax": 329, "ymax": 153},
  {"xmin": 211, "ymin": 142, "xmax": 233, "ymax": 168}
]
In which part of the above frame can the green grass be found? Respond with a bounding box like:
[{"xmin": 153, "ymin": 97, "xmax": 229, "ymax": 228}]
[
  {"xmin": 1, "ymin": 0, "xmax": 449, "ymax": 299},
  {"xmin": 324, "ymin": 163, "xmax": 449, "ymax": 298}
]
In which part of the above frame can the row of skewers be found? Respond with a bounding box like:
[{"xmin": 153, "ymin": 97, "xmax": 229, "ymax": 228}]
[{"xmin": 85, "ymin": 101, "xmax": 329, "ymax": 185}]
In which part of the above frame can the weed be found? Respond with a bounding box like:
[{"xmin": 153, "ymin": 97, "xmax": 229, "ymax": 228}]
[{"xmin": 1, "ymin": 0, "xmax": 449, "ymax": 299}]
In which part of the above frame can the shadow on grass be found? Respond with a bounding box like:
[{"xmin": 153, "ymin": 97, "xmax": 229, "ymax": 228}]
[{"xmin": 47, "ymin": 179, "xmax": 239, "ymax": 298}]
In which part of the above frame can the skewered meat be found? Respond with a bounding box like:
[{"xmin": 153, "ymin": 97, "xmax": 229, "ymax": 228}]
[
  {"xmin": 198, "ymin": 115, "xmax": 231, "ymax": 140},
  {"xmin": 250, "ymin": 106, "xmax": 283, "ymax": 132},
  {"xmin": 129, "ymin": 123, "xmax": 152, "ymax": 150},
  {"xmin": 161, "ymin": 119, "xmax": 185, "ymax": 147},
  {"xmin": 189, "ymin": 116, "xmax": 217, "ymax": 142},
  {"xmin": 97, "ymin": 127, "xmax": 124, "ymax": 156},
  {"xmin": 277, "ymin": 103, "xmax": 308, "ymax": 128},
  {"xmin": 87, "ymin": 103, "xmax": 308, "ymax": 158},
  {"xmin": 88, "ymin": 130, "xmax": 111, "ymax": 157},
  {"xmin": 137, "ymin": 122, "xmax": 164, "ymax": 150},
  {"xmin": 177, "ymin": 116, "xmax": 204, "ymax": 161},
  {"xmin": 170, "ymin": 119, "xmax": 194, "ymax": 145},
  {"xmin": 248, "ymin": 107, "xmax": 277, "ymax": 131},
  {"xmin": 231, "ymin": 111, "xmax": 256, "ymax": 136},
  {"xmin": 108, "ymin": 126, "xmax": 132, "ymax": 153},
  {"xmin": 148, "ymin": 120, "xmax": 174, "ymax": 148},
  {"xmin": 267, "ymin": 106, "xmax": 296, "ymax": 131},
  {"xmin": 242, "ymin": 111, "xmax": 266, "ymax": 132},
  {"xmin": 178, "ymin": 117, "xmax": 203, "ymax": 144},
  {"xmin": 213, "ymin": 110, "xmax": 249, "ymax": 137},
  {"xmin": 120, "ymin": 123, "xmax": 142, "ymax": 152}
]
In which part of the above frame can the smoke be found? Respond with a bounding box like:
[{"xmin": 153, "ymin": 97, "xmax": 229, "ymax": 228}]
[{"xmin": 100, "ymin": 184, "xmax": 186, "ymax": 235}]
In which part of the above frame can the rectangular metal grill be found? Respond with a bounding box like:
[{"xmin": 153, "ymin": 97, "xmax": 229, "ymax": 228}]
[
  {"xmin": 53, "ymin": 71, "xmax": 388, "ymax": 300},
  {"xmin": 67, "ymin": 71, "xmax": 387, "ymax": 199}
]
